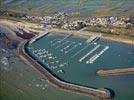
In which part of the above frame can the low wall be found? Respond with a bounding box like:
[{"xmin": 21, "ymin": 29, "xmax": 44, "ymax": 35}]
[{"xmin": 29, "ymin": 31, "xmax": 49, "ymax": 44}]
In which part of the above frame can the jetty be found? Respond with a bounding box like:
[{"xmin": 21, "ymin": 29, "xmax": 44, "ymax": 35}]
[
  {"xmin": 86, "ymin": 34, "xmax": 101, "ymax": 43},
  {"xmin": 29, "ymin": 31, "xmax": 49, "ymax": 44},
  {"xmin": 86, "ymin": 46, "xmax": 109, "ymax": 64},
  {"xmin": 59, "ymin": 33, "xmax": 73, "ymax": 43},
  {"xmin": 97, "ymin": 68, "xmax": 134, "ymax": 77},
  {"xmin": 79, "ymin": 45, "xmax": 100, "ymax": 62},
  {"xmin": 52, "ymin": 33, "xmax": 73, "ymax": 46}
]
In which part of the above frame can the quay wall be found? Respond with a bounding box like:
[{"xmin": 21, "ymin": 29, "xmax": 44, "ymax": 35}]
[{"xmin": 29, "ymin": 31, "xmax": 49, "ymax": 44}]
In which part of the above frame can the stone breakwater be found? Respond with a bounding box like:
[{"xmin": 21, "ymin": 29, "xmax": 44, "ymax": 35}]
[
  {"xmin": 18, "ymin": 33, "xmax": 114, "ymax": 100},
  {"xmin": 97, "ymin": 68, "xmax": 134, "ymax": 77},
  {"xmin": 29, "ymin": 31, "xmax": 49, "ymax": 44}
]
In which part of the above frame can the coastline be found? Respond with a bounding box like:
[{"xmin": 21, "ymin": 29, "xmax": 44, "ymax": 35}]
[
  {"xmin": 101, "ymin": 35, "xmax": 134, "ymax": 45},
  {"xmin": 51, "ymin": 28, "xmax": 134, "ymax": 45},
  {"xmin": 1, "ymin": 2, "xmax": 134, "ymax": 99},
  {"xmin": 2, "ymin": 17, "xmax": 133, "ymax": 99}
]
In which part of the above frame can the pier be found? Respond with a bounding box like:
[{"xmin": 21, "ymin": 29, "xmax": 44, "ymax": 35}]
[
  {"xmin": 64, "ymin": 43, "xmax": 82, "ymax": 54},
  {"xmin": 86, "ymin": 46, "xmax": 109, "ymax": 64},
  {"xmin": 60, "ymin": 42, "xmax": 75, "ymax": 51},
  {"xmin": 97, "ymin": 68, "xmax": 134, "ymax": 77},
  {"xmin": 86, "ymin": 34, "xmax": 101, "ymax": 43},
  {"xmin": 52, "ymin": 33, "xmax": 73, "ymax": 46},
  {"xmin": 55, "ymin": 41, "xmax": 70, "ymax": 49},
  {"xmin": 29, "ymin": 31, "xmax": 49, "ymax": 44},
  {"xmin": 71, "ymin": 43, "xmax": 93, "ymax": 58},
  {"xmin": 79, "ymin": 45, "xmax": 100, "ymax": 62},
  {"xmin": 59, "ymin": 33, "xmax": 73, "ymax": 43}
]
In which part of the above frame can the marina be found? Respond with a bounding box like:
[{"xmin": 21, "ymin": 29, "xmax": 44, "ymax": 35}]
[
  {"xmin": 19, "ymin": 41, "xmax": 113, "ymax": 99},
  {"xmin": 1, "ymin": 0, "xmax": 134, "ymax": 100},
  {"xmin": 22, "ymin": 32, "xmax": 134, "ymax": 100}
]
